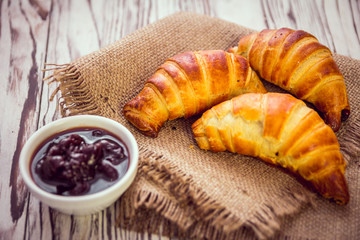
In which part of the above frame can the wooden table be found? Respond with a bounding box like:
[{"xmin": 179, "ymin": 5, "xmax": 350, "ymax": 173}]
[{"xmin": 1, "ymin": 0, "xmax": 359, "ymax": 239}]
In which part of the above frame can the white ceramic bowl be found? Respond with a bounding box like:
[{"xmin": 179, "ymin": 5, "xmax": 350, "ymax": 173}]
[{"xmin": 19, "ymin": 115, "xmax": 138, "ymax": 215}]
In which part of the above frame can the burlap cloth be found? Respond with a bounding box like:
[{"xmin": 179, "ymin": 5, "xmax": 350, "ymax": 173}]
[{"xmin": 45, "ymin": 12, "xmax": 360, "ymax": 239}]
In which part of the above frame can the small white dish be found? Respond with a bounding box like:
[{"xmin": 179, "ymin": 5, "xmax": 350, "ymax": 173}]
[{"xmin": 19, "ymin": 115, "xmax": 138, "ymax": 215}]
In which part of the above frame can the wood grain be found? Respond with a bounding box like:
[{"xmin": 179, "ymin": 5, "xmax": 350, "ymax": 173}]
[
  {"xmin": 0, "ymin": 0, "xmax": 50, "ymax": 239},
  {"xmin": 0, "ymin": 0, "xmax": 359, "ymax": 239}
]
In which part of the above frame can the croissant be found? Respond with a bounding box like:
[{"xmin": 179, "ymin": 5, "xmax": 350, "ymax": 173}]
[
  {"xmin": 192, "ymin": 92, "xmax": 349, "ymax": 204},
  {"xmin": 123, "ymin": 50, "xmax": 267, "ymax": 137},
  {"xmin": 230, "ymin": 28, "xmax": 350, "ymax": 132}
]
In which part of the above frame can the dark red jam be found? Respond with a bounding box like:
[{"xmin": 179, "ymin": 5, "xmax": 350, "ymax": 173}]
[{"xmin": 30, "ymin": 127, "xmax": 129, "ymax": 196}]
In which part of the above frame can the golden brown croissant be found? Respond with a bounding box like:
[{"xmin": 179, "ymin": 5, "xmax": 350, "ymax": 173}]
[
  {"xmin": 123, "ymin": 50, "xmax": 267, "ymax": 137},
  {"xmin": 230, "ymin": 28, "xmax": 350, "ymax": 132},
  {"xmin": 192, "ymin": 92, "xmax": 349, "ymax": 204}
]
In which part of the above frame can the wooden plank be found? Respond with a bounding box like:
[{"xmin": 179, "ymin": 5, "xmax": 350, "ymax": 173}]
[
  {"xmin": 323, "ymin": 0, "xmax": 360, "ymax": 59},
  {"xmin": 214, "ymin": 0, "xmax": 267, "ymax": 31},
  {"xmin": 258, "ymin": 0, "xmax": 360, "ymax": 59},
  {"xmin": 0, "ymin": 0, "xmax": 51, "ymax": 239}
]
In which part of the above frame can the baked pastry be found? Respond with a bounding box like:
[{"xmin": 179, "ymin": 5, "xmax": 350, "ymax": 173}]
[
  {"xmin": 230, "ymin": 28, "xmax": 350, "ymax": 132},
  {"xmin": 123, "ymin": 50, "xmax": 267, "ymax": 137},
  {"xmin": 192, "ymin": 92, "xmax": 349, "ymax": 204}
]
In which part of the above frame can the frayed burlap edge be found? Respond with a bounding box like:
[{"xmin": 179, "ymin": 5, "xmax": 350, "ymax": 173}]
[
  {"xmin": 43, "ymin": 63, "xmax": 100, "ymax": 116},
  {"xmin": 338, "ymin": 112, "xmax": 360, "ymax": 164},
  {"xmin": 114, "ymin": 147, "xmax": 313, "ymax": 240}
]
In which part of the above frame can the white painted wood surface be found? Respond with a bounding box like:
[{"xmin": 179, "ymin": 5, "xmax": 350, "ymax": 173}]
[{"xmin": 1, "ymin": 0, "xmax": 359, "ymax": 239}]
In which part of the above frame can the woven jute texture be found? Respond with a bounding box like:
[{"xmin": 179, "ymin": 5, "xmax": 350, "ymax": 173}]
[{"xmin": 45, "ymin": 12, "xmax": 360, "ymax": 239}]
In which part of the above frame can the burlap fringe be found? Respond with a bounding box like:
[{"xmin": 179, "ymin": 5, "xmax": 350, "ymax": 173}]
[
  {"xmin": 43, "ymin": 63, "xmax": 100, "ymax": 116},
  {"xmin": 129, "ymin": 147, "xmax": 242, "ymax": 230},
  {"xmin": 245, "ymin": 187, "xmax": 313, "ymax": 240},
  {"xmin": 338, "ymin": 115, "xmax": 360, "ymax": 164},
  {"xmin": 117, "ymin": 147, "xmax": 313, "ymax": 240}
]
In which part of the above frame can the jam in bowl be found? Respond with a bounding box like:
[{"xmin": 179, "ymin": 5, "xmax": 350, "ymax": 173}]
[
  {"xmin": 31, "ymin": 127, "xmax": 129, "ymax": 196},
  {"xmin": 19, "ymin": 115, "xmax": 138, "ymax": 215}
]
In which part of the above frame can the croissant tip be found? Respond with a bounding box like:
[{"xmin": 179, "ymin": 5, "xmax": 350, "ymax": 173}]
[
  {"xmin": 335, "ymin": 197, "xmax": 349, "ymax": 205},
  {"xmin": 332, "ymin": 191, "xmax": 349, "ymax": 205},
  {"xmin": 123, "ymin": 108, "xmax": 160, "ymax": 138},
  {"xmin": 329, "ymin": 122, "xmax": 341, "ymax": 133},
  {"xmin": 324, "ymin": 112, "xmax": 341, "ymax": 132},
  {"xmin": 325, "ymin": 108, "xmax": 351, "ymax": 132},
  {"xmin": 314, "ymin": 170, "xmax": 350, "ymax": 205},
  {"xmin": 139, "ymin": 131, "xmax": 158, "ymax": 138}
]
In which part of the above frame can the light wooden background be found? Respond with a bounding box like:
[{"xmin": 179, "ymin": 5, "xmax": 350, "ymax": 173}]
[{"xmin": 1, "ymin": 0, "xmax": 359, "ymax": 239}]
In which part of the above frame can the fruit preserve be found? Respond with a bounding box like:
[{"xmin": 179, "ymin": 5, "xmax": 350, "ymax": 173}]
[{"xmin": 30, "ymin": 127, "xmax": 129, "ymax": 196}]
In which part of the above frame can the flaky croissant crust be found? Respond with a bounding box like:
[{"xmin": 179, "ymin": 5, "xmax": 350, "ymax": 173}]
[
  {"xmin": 123, "ymin": 50, "xmax": 267, "ymax": 137},
  {"xmin": 231, "ymin": 28, "xmax": 350, "ymax": 132},
  {"xmin": 192, "ymin": 93, "xmax": 349, "ymax": 204}
]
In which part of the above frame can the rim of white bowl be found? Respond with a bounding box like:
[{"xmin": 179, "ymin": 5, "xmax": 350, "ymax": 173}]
[{"xmin": 19, "ymin": 115, "xmax": 139, "ymax": 203}]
